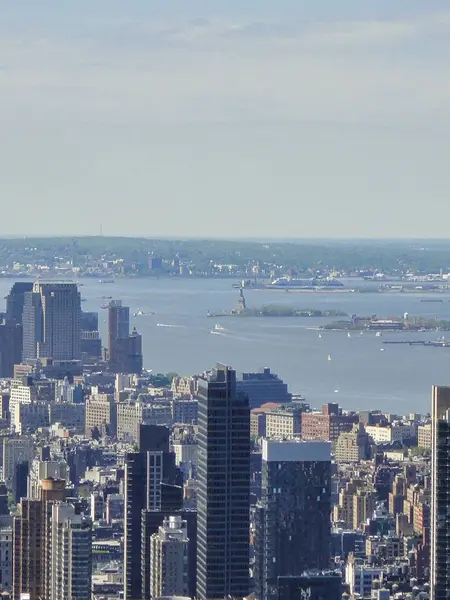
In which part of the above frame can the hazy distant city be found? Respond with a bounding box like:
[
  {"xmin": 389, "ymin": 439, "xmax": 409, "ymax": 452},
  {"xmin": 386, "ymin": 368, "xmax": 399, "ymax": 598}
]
[{"xmin": 0, "ymin": 236, "xmax": 446, "ymax": 600}]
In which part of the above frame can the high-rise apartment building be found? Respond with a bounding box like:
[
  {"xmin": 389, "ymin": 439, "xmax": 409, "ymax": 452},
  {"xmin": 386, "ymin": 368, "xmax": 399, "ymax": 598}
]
[
  {"xmin": 12, "ymin": 477, "xmax": 66, "ymax": 600},
  {"xmin": 431, "ymin": 385, "xmax": 450, "ymax": 600},
  {"xmin": 196, "ymin": 364, "xmax": 250, "ymax": 600},
  {"xmin": 50, "ymin": 502, "xmax": 92, "ymax": 600},
  {"xmin": 22, "ymin": 281, "xmax": 81, "ymax": 361},
  {"xmin": 334, "ymin": 422, "xmax": 371, "ymax": 463},
  {"xmin": 149, "ymin": 515, "xmax": 189, "ymax": 598},
  {"xmin": 255, "ymin": 439, "xmax": 331, "ymax": 600}
]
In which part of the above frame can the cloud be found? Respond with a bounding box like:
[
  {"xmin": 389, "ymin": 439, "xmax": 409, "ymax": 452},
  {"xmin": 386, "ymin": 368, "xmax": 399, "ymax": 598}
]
[{"xmin": 0, "ymin": 7, "xmax": 450, "ymax": 129}]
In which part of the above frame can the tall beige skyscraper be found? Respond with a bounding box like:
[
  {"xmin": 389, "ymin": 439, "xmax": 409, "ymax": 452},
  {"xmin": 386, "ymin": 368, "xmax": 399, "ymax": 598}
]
[{"xmin": 149, "ymin": 516, "xmax": 189, "ymax": 598}]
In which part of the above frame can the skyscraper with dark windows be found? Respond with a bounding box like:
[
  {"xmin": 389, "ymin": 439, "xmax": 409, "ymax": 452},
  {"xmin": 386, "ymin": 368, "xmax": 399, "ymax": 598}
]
[
  {"xmin": 196, "ymin": 363, "xmax": 250, "ymax": 600},
  {"xmin": 22, "ymin": 281, "xmax": 81, "ymax": 361},
  {"xmin": 124, "ymin": 425, "xmax": 183, "ymax": 600},
  {"xmin": 6, "ymin": 282, "xmax": 33, "ymax": 326},
  {"xmin": 255, "ymin": 439, "xmax": 332, "ymax": 600},
  {"xmin": 431, "ymin": 385, "xmax": 450, "ymax": 600},
  {"xmin": 108, "ymin": 300, "xmax": 143, "ymax": 374},
  {"xmin": 0, "ymin": 282, "xmax": 34, "ymax": 376}
]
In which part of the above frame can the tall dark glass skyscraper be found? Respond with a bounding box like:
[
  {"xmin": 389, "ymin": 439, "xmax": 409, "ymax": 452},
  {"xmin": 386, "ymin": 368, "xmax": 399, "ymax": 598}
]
[
  {"xmin": 196, "ymin": 364, "xmax": 250, "ymax": 600},
  {"xmin": 124, "ymin": 425, "xmax": 183, "ymax": 600},
  {"xmin": 431, "ymin": 385, "xmax": 450, "ymax": 600},
  {"xmin": 255, "ymin": 439, "xmax": 331, "ymax": 600}
]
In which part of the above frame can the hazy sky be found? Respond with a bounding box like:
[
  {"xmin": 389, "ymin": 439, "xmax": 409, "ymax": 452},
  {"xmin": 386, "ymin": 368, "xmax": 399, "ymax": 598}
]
[{"xmin": 1, "ymin": 0, "xmax": 450, "ymax": 238}]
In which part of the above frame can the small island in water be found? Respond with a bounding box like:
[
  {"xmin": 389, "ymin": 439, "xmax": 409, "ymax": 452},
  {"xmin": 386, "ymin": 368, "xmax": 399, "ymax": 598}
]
[
  {"xmin": 322, "ymin": 313, "xmax": 450, "ymax": 332},
  {"xmin": 207, "ymin": 289, "xmax": 347, "ymax": 318}
]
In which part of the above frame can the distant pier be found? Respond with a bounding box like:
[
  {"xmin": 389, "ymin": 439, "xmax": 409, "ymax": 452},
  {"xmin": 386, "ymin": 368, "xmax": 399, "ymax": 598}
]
[{"xmin": 383, "ymin": 340, "xmax": 450, "ymax": 347}]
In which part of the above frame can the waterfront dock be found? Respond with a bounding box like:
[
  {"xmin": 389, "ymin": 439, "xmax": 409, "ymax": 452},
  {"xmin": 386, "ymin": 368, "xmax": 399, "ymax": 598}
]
[{"xmin": 383, "ymin": 340, "xmax": 450, "ymax": 347}]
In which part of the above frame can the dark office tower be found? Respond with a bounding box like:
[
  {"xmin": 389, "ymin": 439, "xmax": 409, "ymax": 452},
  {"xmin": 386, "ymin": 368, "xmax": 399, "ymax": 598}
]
[
  {"xmin": 431, "ymin": 385, "xmax": 450, "ymax": 600},
  {"xmin": 14, "ymin": 461, "xmax": 29, "ymax": 504},
  {"xmin": 22, "ymin": 281, "xmax": 81, "ymax": 361},
  {"xmin": 6, "ymin": 281, "xmax": 33, "ymax": 326},
  {"xmin": 124, "ymin": 425, "xmax": 183, "ymax": 600},
  {"xmin": 127, "ymin": 327, "xmax": 143, "ymax": 374},
  {"xmin": 0, "ymin": 482, "xmax": 8, "ymax": 515},
  {"xmin": 0, "ymin": 321, "xmax": 22, "ymax": 377},
  {"xmin": 255, "ymin": 439, "xmax": 331, "ymax": 600},
  {"xmin": 196, "ymin": 364, "xmax": 250, "ymax": 600},
  {"xmin": 108, "ymin": 300, "xmax": 129, "ymax": 366},
  {"xmin": 108, "ymin": 301, "xmax": 142, "ymax": 374},
  {"xmin": 236, "ymin": 367, "xmax": 291, "ymax": 409},
  {"xmin": 81, "ymin": 311, "xmax": 99, "ymax": 332}
]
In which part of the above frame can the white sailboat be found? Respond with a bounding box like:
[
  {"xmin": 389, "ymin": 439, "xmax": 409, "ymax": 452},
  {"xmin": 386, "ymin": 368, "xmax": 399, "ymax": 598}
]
[
  {"xmin": 328, "ymin": 354, "xmax": 332, "ymax": 361},
  {"xmin": 318, "ymin": 333, "xmax": 322, "ymax": 339},
  {"xmin": 347, "ymin": 332, "xmax": 351, "ymax": 338}
]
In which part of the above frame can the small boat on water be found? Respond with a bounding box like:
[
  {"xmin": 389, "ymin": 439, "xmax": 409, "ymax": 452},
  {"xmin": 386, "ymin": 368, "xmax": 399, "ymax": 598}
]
[
  {"xmin": 328, "ymin": 354, "xmax": 332, "ymax": 361},
  {"xmin": 347, "ymin": 332, "xmax": 351, "ymax": 338},
  {"xmin": 134, "ymin": 309, "xmax": 146, "ymax": 317},
  {"xmin": 376, "ymin": 331, "xmax": 382, "ymax": 337},
  {"xmin": 214, "ymin": 323, "xmax": 225, "ymax": 331},
  {"xmin": 318, "ymin": 333, "xmax": 322, "ymax": 339}
]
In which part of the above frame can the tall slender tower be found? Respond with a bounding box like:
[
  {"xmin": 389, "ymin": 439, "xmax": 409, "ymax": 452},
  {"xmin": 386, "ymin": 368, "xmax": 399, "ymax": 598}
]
[
  {"xmin": 431, "ymin": 385, "xmax": 450, "ymax": 600},
  {"xmin": 22, "ymin": 281, "xmax": 81, "ymax": 361},
  {"xmin": 196, "ymin": 364, "xmax": 250, "ymax": 600},
  {"xmin": 255, "ymin": 439, "xmax": 332, "ymax": 600},
  {"xmin": 108, "ymin": 300, "xmax": 129, "ymax": 370}
]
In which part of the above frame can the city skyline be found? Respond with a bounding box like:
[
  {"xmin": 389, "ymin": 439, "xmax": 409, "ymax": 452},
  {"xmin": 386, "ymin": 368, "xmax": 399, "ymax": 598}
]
[{"xmin": 1, "ymin": 1, "xmax": 450, "ymax": 238}]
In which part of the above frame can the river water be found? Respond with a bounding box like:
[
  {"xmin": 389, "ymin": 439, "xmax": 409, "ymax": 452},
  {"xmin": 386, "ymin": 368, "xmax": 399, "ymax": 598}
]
[{"xmin": 2, "ymin": 277, "xmax": 450, "ymax": 414}]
